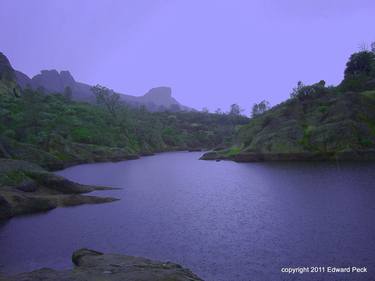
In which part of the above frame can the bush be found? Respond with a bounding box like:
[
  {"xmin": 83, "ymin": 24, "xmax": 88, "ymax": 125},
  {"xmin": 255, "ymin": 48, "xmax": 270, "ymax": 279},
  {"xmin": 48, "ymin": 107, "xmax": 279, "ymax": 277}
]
[
  {"xmin": 341, "ymin": 51, "xmax": 375, "ymax": 92},
  {"xmin": 290, "ymin": 81, "xmax": 326, "ymax": 100}
]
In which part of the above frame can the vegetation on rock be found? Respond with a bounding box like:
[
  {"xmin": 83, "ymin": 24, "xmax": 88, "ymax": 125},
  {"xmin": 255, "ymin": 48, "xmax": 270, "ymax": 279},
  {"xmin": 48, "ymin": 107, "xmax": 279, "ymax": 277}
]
[
  {"xmin": 0, "ymin": 159, "xmax": 118, "ymax": 221},
  {"xmin": 201, "ymin": 48, "xmax": 375, "ymax": 161}
]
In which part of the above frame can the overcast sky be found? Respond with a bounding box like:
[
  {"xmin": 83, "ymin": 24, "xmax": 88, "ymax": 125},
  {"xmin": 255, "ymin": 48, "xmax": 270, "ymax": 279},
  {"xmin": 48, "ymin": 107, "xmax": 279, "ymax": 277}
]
[{"xmin": 1, "ymin": 0, "xmax": 374, "ymax": 113}]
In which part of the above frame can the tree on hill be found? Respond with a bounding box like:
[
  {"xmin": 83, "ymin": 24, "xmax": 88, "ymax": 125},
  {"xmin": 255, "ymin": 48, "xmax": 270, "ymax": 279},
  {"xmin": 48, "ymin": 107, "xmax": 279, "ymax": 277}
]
[
  {"xmin": 229, "ymin": 103, "xmax": 243, "ymax": 116},
  {"xmin": 290, "ymin": 81, "xmax": 314, "ymax": 98},
  {"xmin": 251, "ymin": 100, "xmax": 270, "ymax": 117},
  {"xmin": 290, "ymin": 80, "xmax": 326, "ymax": 99},
  {"xmin": 215, "ymin": 108, "xmax": 223, "ymax": 115},
  {"xmin": 341, "ymin": 51, "xmax": 375, "ymax": 91},
  {"xmin": 344, "ymin": 51, "xmax": 375, "ymax": 78},
  {"xmin": 91, "ymin": 84, "xmax": 120, "ymax": 118}
]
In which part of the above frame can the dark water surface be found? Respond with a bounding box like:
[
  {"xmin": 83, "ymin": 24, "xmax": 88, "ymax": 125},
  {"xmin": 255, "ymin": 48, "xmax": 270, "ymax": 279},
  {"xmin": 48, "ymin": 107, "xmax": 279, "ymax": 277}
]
[{"xmin": 1, "ymin": 152, "xmax": 375, "ymax": 280}]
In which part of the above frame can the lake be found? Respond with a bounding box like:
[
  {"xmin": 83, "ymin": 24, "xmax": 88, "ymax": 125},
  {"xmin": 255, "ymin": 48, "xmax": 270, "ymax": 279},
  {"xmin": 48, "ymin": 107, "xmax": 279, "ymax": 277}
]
[{"xmin": 0, "ymin": 152, "xmax": 374, "ymax": 280}]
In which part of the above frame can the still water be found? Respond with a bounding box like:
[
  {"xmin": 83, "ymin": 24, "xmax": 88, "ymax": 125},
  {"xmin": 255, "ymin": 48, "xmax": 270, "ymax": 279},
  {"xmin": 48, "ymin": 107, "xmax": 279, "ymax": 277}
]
[{"xmin": 1, "ymin": 152, "xmax": 375, "ymax": 280}]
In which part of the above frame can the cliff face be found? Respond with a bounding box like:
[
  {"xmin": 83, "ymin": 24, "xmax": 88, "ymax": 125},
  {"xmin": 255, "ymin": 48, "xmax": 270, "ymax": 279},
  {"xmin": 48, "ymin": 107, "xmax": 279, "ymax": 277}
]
[
  {"xmin": 0, "ymin": 248, "xmax": 203, "ymax": 281},
  {"xmin": 14, "ymin": 69, "xmax": 95, "ymax": 101}
]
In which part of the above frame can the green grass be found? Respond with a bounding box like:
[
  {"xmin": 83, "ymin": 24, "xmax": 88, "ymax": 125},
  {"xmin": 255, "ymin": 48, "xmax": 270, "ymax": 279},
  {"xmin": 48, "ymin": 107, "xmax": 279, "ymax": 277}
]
[
  {"xmin": 0, "ymin": 170, "xmax": 28, "ymax": 186},
  {"xmin": 361, "ymin": 90, "xmax": 375, "ymax": 99},
  {"xmin": 224, "ymin": 146, "xmax": 242, "ymax": 157}
]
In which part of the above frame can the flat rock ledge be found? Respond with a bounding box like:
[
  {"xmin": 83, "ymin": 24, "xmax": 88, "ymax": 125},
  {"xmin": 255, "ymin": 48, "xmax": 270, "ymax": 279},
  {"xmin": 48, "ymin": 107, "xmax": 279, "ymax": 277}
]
[
  {"xmin": 0, "ymin": 159, "xmax": 119, "ymax": 221},
  {"xmin": 0, "ymin": 248, "xmax": 204, "ymax": 281}
]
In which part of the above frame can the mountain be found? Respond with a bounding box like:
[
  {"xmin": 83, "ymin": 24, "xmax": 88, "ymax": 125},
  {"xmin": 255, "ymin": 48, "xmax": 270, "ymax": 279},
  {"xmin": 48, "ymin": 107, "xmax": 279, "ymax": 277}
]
[
  {"xmin": 14, "ymin": 68, "xmax": 191, "ymax": 111},
  {"xmin": 121, "ymin": 87, "xmax": 191, "ymax": 111},
  {"xmin": 0, "ymin": 51, "xmax": 246, "ymax": 168},
  {"xmin": 201, "ymin": 50, "xmax": 375, "ymax": 161}
]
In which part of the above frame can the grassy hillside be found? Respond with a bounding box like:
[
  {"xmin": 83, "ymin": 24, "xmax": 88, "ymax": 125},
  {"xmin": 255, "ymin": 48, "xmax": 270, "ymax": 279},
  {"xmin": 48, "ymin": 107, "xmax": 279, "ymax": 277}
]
[{"xmin": 202, "ymin": 50, "xmax": 375, "ymax": 161}]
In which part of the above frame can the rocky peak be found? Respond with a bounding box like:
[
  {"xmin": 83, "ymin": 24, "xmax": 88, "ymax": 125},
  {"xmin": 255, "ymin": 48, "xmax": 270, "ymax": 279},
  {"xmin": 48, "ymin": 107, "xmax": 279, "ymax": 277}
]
[
  {"xmin": 60, "ymin": 70, "xmax": 75, "ymax": 86},
  {"xmin": 140, "ymin": 86, "xmax": 180, "ymax": 108},
  {"xmin": 144, "ymin": 86, "xmax": 172, "ymax": 99},
  {"xmin": 32, "ymin": 69, "xmax": 75, "ymax": 92},
  {"xmin": 0, "ymin": 52, "xmax": 15, "ymax": 81}
]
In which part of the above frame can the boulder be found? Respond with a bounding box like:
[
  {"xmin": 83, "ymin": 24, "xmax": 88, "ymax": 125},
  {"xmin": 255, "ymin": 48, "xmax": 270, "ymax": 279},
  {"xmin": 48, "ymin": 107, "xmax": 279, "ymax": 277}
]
[{"xmin": 16, "ymin": 179, "xmax": 38, "ymax": 192}]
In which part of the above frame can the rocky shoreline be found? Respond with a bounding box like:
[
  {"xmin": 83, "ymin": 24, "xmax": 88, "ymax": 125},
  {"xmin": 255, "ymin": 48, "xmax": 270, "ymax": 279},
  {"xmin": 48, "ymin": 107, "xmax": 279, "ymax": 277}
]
[
  {"xmin": 0, "ymin": 148, "xmax": 205, "ymax": 221},
  {"xmin": 0, "ymin": 154, "xmax": 206, "ymax": 281},
  {"xmin": 0, "ymin": 248, "xmax": 203, "ymax": 281},
  {"xmin": 200, "ymin": 149, "xmax": 375, "ymax": 162},
  {"xmin": 0, "ymin": 159, "xmax": 119, "ymax": 221}
]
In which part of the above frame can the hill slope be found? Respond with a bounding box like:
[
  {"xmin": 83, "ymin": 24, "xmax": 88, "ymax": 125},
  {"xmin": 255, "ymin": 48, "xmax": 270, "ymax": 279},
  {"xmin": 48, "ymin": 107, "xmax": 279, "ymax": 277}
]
[{"xmin": 201, "ymin": 50, "xmax": 375, "ymax": 161}]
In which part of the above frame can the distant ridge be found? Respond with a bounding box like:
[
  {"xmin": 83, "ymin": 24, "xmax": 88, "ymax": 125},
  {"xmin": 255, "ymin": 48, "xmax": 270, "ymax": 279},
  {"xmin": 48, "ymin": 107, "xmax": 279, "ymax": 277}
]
[{"xmin": 13, "ymin": 66, "xmax": 192, "ymax": 111}]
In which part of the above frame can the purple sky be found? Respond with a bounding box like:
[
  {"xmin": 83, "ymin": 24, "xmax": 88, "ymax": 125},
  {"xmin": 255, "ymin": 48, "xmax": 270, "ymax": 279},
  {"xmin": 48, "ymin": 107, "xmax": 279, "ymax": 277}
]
[{"xmin": 1, "ymin": 0, "xmax": 374, "ymax": 113}]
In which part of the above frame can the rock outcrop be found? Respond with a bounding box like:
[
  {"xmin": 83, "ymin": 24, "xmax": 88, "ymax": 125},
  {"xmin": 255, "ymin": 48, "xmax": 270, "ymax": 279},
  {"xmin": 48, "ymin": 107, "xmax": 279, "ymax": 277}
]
[
  {"xmin": 0, "ymin": 248, "xmax": 203, "ymax": 281},
  {"xmin": 0, "ymin": 159, "xmax": 118, "ymax": 221},
  {"xmin": 15, "ymin": 69, "xmax": 95, "ymax": 101}
]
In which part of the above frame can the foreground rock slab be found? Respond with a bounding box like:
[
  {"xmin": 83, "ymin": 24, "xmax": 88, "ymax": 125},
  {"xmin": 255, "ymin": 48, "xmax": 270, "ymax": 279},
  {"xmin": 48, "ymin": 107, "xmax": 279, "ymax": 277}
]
[{"xmin": 0, "ymin": 248, "xmax": 204, "ymax": 281}]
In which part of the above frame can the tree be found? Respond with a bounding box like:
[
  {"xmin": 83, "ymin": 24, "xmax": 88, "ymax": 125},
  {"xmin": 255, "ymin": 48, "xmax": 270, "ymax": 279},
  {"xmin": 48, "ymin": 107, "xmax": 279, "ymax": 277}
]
[
  {"xmin": 290, "ymin": 81, "xmax": 304, "ymax": 98},
  {"xmin": 251, "ymin": 100, "xmax": 270, "ymax": 117},
  {"xmin": 341, "ymin": 51, "xmax": 375, "ymax": 91},
  {"xmin": 214, "ymin": 108, "xmax": 223, "ymax": 114},
  {"xmin": 317, "ymin": 80, "xmax": 326, "ymax": 87},
  {"xmin": 91, "ymin": 84, "xmax": 120, "ymax": 118},
  {"xmin": 344, "ymin": 51, "xmax": 375, "ymax": 78},
  {"xmin": 358, "ymin": 42, "xmax": 369, "ymax": 52},
  {"xmin": 21, "ymin": 88, "xmax": 44, "ymax": 135},
  {"xmin": 371, "ymin": 42, "xmax": 375, "ymax": 53},
  {"xmin": 290, "ymin": 81, "xmax": 318, "ymax": 99},
  {"xmin": 229, "ymin": 104, "xmax": 242, "ymax": 116}
]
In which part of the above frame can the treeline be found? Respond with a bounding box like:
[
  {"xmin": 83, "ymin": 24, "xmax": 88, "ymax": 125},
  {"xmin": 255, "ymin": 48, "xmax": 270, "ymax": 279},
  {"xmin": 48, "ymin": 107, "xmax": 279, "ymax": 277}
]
[{"xmin": 0, "ymin": 83, "xmax": 249, "ymax": 165}]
